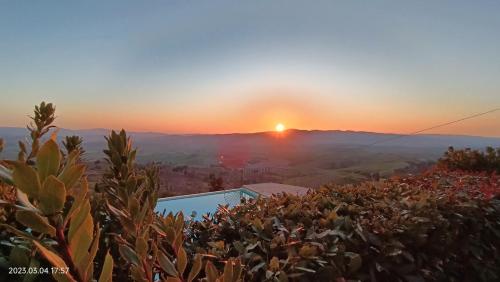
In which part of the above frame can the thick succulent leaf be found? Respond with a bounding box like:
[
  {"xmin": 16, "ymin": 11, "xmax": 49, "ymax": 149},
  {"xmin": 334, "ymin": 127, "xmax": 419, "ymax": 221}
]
[
  {"xmin": 278, "ymin": 272, "xmax": 289, "ymax": 282},
  {"xmin": 64, "ymin": 149, "xmax": 79, "ymax": 167},
  {"xmin": 10, "ymin": 161, "xmax": 41, "ymax": 198},
  {"xmin": 37, "ymin": 139, "xmax": 61, "ymax": 182},
  {"xmin": 0, "ymin": 223, "xmax": 38, "ymax": 241},
  {"xmin": 58, "ymin": 164, "xmax": 85, "ymax": 192},
  {"xmin": 158, "ymin": 251, "xmax": 178, "ymax": 277},
  {"xmin": 176, "ymin": 246, "xmax": 187, "ymax": 275},
  {"xmin": 130, "ymin": 266, "xmax": 148, "ymax": 282},
  {"xmin": 32, "ymin": 241, "xmax": 76, "ymax": 282},
  {"xmin": 98, "ymin": 251, "xmax": 114, "ymax": 282},
  {"xmin": 9, "ymin": 246, "xmax": 30, "ymax": 267},
  {"xmin": 68, "ymin": 201, "xmax": 91, "ymax": 243},
  {"xmin": 174, "ymin": 212, "xmax": 184, "ymax": 230},
  {"xmin": 233, "ymin": 259, "xmax": 242, "ymax": 280},
  {"xmin": 172, "ymin": 231, "xmax": 183, "ymax": 253},
  {"xmin": 223, "ymin": 259, "xmax": 234, "ymax": 282},
  {"xmin": 118, "ymin": 245, "xmax": 139, "ymax": 266},
  {"xmin": 15, "ymin": 210, "xmax": 55, "ymax": 236},
  {"xmin": 23, "ymin": 256, "xmax": 41, "ymax": 282},
  {"xmin": 71, "ymin": 223, "xmax": 93, "ymax": 270},
  {"xmin": 135, "ymin": 197, "xmax": 150, "ymax": 224},
  {"xmin": 128, "ymin": 197, "xmax": 140, "ymax": 218},
  {"xmin": 205, "ymin": 261, "xmax": 218, "ymax": 282},
  {"xmin": 63, "ymin": 177, "xmax": 88, "ymax": 227},
  {"xmin": 345, "ymin": 252, "xmax": 362, "ymax": 273},
  {"xmin": 39, "ymin": 176, "xmax": 66, "ymax": 215},
  {"xmin": 69, "ymin": 201, "xmax": 93, "ymax": 267},
  {"xmin": 80, "ymin": 226, "xmax": 101, "ymax": 281},
  {"xmin": 16, "ymin": 189, "xmax": 38, "ymax": 211},
  {"xmin": 187, "ymin": 254, "xmax": 202, "ymax": 282},
  {"xmin": 0, "ymin": 163, "xmax": 14, "ymax": 185},
  {"xmin": 135, "ymin": 236, "xmax": 148, "ymax": 259},
  {"xmin": 269, "ymin": 257, "xmax": 280, "ymax": 271}
]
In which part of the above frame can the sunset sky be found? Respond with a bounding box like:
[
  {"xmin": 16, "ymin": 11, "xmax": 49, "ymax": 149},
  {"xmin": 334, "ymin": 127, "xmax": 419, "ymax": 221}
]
[{"xmin": 1, "ymin": 1, "xmax": 499, "ymax": 136}]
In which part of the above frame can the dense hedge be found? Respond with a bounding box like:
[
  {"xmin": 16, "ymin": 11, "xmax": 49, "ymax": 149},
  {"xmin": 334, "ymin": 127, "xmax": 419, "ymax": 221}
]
[{"xmin": 188, "ymin": 170, "xmax": 500, "ymax": 281}]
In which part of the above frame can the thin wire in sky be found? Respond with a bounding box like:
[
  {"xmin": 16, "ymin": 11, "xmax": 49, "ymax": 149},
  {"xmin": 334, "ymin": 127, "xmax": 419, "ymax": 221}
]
[{"xmin": 362, "ymin": 107, "xmax": 500, "ymax": 147}]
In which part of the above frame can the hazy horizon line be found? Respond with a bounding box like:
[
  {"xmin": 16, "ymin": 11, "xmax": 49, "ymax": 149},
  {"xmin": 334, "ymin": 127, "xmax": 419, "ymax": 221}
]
[{"xmin": 1, "ymin": 125, "xmax": 500, "ymax": 139}]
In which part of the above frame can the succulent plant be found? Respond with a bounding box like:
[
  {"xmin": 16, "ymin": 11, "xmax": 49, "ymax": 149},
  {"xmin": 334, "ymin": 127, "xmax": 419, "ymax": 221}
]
[
  {"xmin": 0, "ymin": 103, "xmax": 243, "ymax": 282},
  {"xmin": 0, "ymin": 103, "xmax": 112, "ymax": 282},
  {"xmin": 63, "ymin": 136, "xmax": 85, "ymax": 157},
  {"xmin": 94, "ymin": 129, "xmax": 159, "ymax": 281}
]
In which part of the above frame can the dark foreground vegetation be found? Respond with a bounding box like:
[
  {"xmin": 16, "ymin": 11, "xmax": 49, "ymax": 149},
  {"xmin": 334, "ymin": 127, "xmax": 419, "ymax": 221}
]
[
  {"xmin": 439, "ymin": 146, "xmax": 500, "ymax": 173},
  {"xmin": 1, "ymin": 103, "xmax": 499, "ymax": 282}
]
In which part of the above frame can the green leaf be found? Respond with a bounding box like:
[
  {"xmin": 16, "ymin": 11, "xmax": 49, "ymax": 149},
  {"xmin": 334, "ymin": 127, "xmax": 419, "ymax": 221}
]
[
  {"xmin": 37, "ymin": 139, "xmax": 61, "ymax": 182},
  {"xmin": 118, "ymin": 245, "xmax": 139, "ymax": 266},
  {"xmin": 233, "ymin": 259, "xmax": 242, "ymax": 280},
  {"xmin": 176, "ymin": 246, "xmax": 187, "ymax": 276},
  {"xmin": 187, "ymin": 254, "xmax": 202, "ymax": 282},
  {"xmin": 79, "ymin": 226, "xmax": 101, "ymax": 281},
  {"xmin": 172, "ymin": 231, "xmax": 183, "ymax": 253},
  {"xmin": 9, "ymin": 246, "xmax": 30, "ymax": 267},
  {"xmin": 63, "ymin": 177, "xmax": 88, "ymax": 227},
  {"xmin": 70, "ymin": 220, "xmax": 93, "ymax": 268},
  {"xmin": 10, "ymin": 161, "xmax": 41, "ymax": 198},
  {"xmin": 345, "ymin": 252, "xmax": 362, "ymax": 273},
  {"xmin": 135, "ymin": 198, "xmax": 150, "ymax": 224},
  {"xmin": 269, "ymin": 256, "xmax": 280, "ymax": 271},
  {"xmin": 15, "ymin": 210, "xmax": 55, "ymax": 236},
  {"xmin": 158, "ymin": 251, "xmax": 178, "ymax": 277},
  {"xmin": 39, "ymin": 176, "xmax": 66, "ymax": 215},
  {"xmin": 174, "ymin": 212, "xmax": 184, "ymax": 231},
  {"xmin": 98, "ymin": 251, "xmax": 113, "ymax": 282},
  {"xmin": 205, "ymin": 261, "xmax": 218, "ymax": 282},
  {"xmin": 32, "ymin": 241, "xmax": 76, "ymax": 282},
  {"xmin": 223, "ymin": 259, "xmax": 234, "ymax": 282},
  {"xmin": 16, "ymin": 189, "xmax": 38, "ymax": 211},
  {"xmin": 0, "ymin": 164, "xmax": 14, "ymax": 185},
  {"xmin": 58, "ymin": 164, "xmax": 85, "ymax": 192},
  {"xmin": 69, "ymin": 201, "xmax": 93, "ymax": 268},
  {"xmin": 135, "ymin": 236, "xmax": 148, "ymax": 259},
  {"xmin": 23, "ymin": 257, "xmax": 41, "ymax": 282},
  {"xmin": 129, "ymin": 197, "xmax": 140, "ymax": 218},
  {"xmin": 68, "ymin": 201, "xmax": 91, "ymax": 243}
]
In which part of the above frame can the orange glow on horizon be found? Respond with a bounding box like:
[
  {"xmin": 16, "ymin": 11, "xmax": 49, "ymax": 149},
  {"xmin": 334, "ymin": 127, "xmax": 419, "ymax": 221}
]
[{"xmin": 2, "ymin": 89, "xmax": 499, "ymax": 137}]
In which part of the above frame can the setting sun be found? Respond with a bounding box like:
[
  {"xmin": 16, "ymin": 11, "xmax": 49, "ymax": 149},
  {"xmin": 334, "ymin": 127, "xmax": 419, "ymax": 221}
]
[{"xmin": 275, "ymin": 123, "xmax": 285, "ymax": 132}]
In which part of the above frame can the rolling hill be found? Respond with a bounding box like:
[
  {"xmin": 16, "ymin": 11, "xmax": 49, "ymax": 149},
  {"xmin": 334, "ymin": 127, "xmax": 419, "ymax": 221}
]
[{"xmin": 2, "ymin": 127, "xmax": 499, "ymax": 195}]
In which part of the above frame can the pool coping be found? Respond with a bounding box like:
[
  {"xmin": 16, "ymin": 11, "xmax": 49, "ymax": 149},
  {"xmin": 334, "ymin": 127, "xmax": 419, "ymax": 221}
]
[{"xmin": 156, "ymin": 187, "xmax": 260, "ymax": 203}]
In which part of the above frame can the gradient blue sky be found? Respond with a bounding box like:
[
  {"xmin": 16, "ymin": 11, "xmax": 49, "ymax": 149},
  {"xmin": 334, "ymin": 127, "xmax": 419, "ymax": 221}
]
[{"xmin": 1, "ymin": 1, "xmax": 499, "ymax": 136}]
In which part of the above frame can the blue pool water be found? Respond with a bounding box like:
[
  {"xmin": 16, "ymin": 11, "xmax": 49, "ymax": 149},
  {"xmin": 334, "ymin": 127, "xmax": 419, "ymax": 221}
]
[{"xmin": 154, "ymin": 188, "xmax": 258, "ymax": 220}]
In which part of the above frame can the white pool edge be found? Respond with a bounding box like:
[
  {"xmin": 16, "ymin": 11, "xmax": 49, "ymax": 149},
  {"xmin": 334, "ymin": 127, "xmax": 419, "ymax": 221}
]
[{"xmin": 156, "ymin": 187, "xmax": 260, "ymax": 203}]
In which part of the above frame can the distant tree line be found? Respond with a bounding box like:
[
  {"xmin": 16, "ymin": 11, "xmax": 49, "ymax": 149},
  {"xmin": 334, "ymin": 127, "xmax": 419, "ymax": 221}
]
[
  {"xmin": 208, "ymin": 173, "xmax": 224, "ymax": 191},
  {"xmin": 438, "ymin": 146, "xmax": 500, "ymax": 173}
]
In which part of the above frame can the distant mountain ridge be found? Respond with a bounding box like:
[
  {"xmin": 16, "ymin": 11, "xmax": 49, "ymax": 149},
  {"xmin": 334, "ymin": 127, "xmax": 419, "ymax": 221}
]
[{"xmin": 1, "ymin": 127, "xmax": 500, "ymax": 163}]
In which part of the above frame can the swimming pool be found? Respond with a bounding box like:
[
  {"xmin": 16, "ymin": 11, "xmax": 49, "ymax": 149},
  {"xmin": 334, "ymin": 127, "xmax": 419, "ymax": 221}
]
[{"xmin": 154, "ymin": 188, "xmax": 258, "ymax": 220}]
